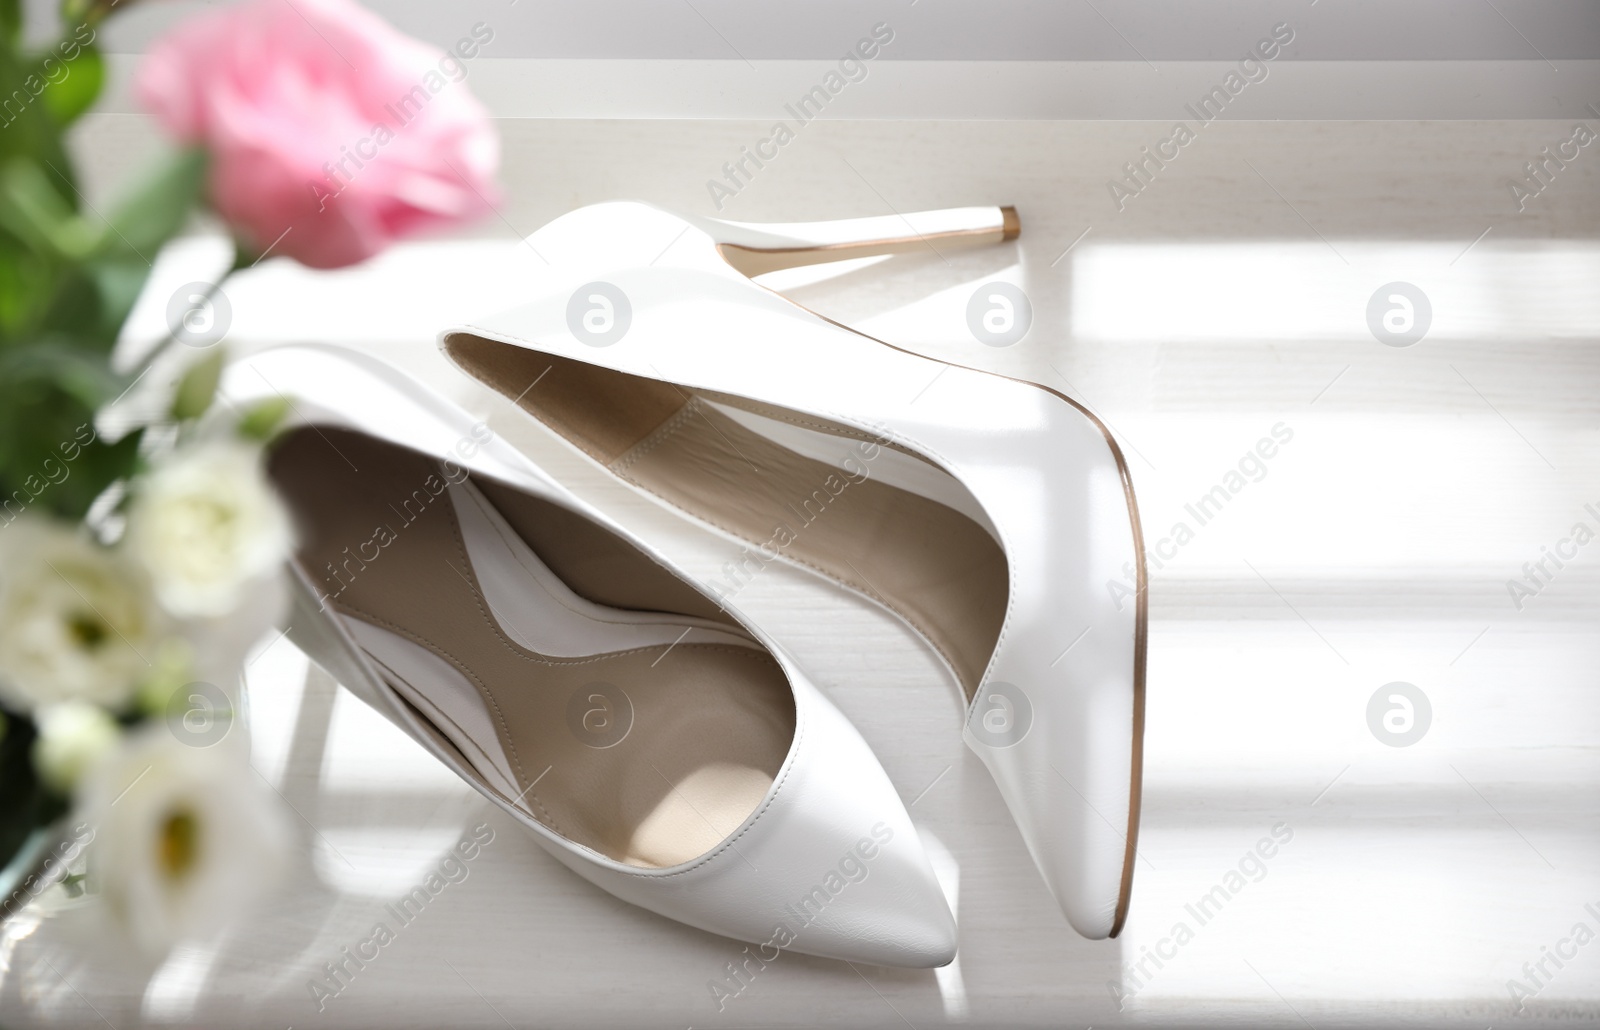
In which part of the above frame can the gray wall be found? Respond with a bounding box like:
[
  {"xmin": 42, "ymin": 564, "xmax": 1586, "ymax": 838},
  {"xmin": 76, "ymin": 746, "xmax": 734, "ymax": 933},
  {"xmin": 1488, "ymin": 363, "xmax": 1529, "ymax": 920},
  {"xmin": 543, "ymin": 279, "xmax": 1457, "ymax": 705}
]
[{"xmin": 32, "ymin": 0, "xmax": 1600, "ymax": 60}]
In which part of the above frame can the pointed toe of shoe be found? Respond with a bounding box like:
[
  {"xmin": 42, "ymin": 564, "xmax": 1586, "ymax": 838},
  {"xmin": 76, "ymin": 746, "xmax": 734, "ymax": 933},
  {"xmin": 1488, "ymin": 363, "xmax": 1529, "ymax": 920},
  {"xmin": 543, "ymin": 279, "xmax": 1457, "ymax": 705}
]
[
  {"xmin": 574, "ymin": 657, "xmax": 959, "ymax": 968},
  {"xmin": 719, "ymin": 663, "xmax": 960, "ymax": 968},
  {"xmin": 779, "ymin": 832, "xmax": 959, "ymax": 968}
]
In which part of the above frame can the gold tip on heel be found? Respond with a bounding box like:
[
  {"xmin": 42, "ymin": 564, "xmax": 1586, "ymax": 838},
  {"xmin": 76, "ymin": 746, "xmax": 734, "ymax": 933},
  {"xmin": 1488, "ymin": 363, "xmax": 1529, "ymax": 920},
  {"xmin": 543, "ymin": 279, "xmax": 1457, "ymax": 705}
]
[{"xmin": 1001, "ymin": 205, "xmax": 1022, "ymax": 241}]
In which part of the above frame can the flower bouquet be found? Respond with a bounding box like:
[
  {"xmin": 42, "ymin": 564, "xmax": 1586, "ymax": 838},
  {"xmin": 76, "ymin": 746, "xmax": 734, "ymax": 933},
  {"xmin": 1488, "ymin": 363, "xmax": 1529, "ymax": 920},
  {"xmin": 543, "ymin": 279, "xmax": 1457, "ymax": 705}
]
[{"xmin": 0, "ymin": 0, "xmax": 497, "ymax": 962}]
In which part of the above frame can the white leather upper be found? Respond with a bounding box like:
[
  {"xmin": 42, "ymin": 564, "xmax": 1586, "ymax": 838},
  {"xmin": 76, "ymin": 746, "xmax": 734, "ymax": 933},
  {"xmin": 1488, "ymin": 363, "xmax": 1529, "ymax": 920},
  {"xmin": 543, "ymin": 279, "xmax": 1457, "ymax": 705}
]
[
  {"xmin": 222, "ymin": 344, "xmax": 960, "ymax": 967},
  {"xmin": 438, "ymin": 201, "xmax": 1143, "ymax": 939}
]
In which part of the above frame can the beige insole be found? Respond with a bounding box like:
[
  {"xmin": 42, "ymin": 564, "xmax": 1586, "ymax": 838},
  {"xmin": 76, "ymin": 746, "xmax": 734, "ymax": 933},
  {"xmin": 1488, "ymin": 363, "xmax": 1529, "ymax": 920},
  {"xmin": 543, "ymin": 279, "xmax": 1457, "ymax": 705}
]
[
  {"xmin": 445, "ymin": 342, "xmax": 1009, "ymax": 700},
  {"xmin": 269, "ymin": 428, "xmax": 795, "ymax": 868}
]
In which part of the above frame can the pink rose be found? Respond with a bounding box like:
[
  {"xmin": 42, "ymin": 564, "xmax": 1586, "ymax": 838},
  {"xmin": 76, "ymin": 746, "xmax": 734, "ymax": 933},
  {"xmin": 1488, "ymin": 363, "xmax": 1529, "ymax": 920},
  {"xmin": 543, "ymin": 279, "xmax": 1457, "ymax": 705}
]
[{"xmin": 136, "ymin": 0, "xmax": 500, "ymax": 269}]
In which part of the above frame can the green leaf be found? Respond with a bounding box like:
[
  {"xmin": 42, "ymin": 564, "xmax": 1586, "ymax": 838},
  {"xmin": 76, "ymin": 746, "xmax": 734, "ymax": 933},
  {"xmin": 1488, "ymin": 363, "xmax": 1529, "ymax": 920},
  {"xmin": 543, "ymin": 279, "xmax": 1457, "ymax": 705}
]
[
  {"xmin": 0, "ymin": 226, "xmax": 57, "ymax": 338},
  {"xmin": 45, "ymin": 426, "xmax": 142, "ymax": 520},
  {"xmin": 237, "ymin": 395, "xmax": 291, "ymax": 442},
  {"xmin": 0, "ymin": 35, "xmax": 78, "ymax": 209},
  {"xmin": 0, "ymin": 341, "xmax": 119, "ymax": 409},
  {"xmin": 0, "ymin": 0, "xmax": 19, "ymax": 47},
  {"xmin": 28, "ymin": 260, "xmax": 127, "ymax": 351},
  {"xmin": 28, "ymin": 148, "xmax": 208, "ymax": 349},
  {"xmin": 0, "ymin": 158, "xmax": 96, "ymax": 258},
  {"xmin": 98, "ymin": 146, "xmax": 206, "ymax": 259},
  {"xmin": 36, "ymin": 42, "xmax": 103, "ymax": 128},
  {"xmin": 0, "ymin": 344, "xmax": 141, "ymax": 520},
  {"xmin": 171, "ymin": 346, "xmax": 224, "ymax": 422}
]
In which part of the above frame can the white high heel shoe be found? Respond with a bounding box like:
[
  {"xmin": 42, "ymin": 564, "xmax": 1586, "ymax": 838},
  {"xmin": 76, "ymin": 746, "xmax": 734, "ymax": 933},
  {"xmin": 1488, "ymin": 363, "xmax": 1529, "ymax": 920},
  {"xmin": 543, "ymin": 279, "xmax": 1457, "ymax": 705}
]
[
  {"xmin": 437, "ymin": 203, "xmax": 1147, "ymax": 939},
  {"xmin": 221, "ymin": 343, "xmax": 959, "ymax": 967}
]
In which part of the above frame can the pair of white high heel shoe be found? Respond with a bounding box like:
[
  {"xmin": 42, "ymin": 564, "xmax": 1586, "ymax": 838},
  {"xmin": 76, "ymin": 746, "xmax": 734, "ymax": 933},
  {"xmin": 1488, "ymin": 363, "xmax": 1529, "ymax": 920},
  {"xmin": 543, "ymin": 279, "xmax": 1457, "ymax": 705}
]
[{"xmin": 226, "ymin": 202, "xmax": 1146, "ymax": 968}]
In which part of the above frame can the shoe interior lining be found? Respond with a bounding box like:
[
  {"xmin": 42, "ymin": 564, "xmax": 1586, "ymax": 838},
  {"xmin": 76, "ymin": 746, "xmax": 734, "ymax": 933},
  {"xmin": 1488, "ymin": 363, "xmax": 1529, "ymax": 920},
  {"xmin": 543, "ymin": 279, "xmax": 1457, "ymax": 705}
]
[
  {"xmin": 443, "ymin": 339, "xmax": 1009, "ymax": 702},
  {"xmin": 268, "ymin": 427, "xmax": 795, "ymax": 868}
]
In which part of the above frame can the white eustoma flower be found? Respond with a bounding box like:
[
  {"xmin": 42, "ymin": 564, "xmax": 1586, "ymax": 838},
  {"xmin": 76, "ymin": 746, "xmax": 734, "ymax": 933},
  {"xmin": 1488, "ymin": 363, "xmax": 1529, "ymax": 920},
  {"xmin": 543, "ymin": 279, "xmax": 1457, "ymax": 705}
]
[
  {"xmin": 126, "ymin": 440, "xmax": 293, "ymax": 619},
  {"xmin": 34, "ymin": 701, "xmax": 121, "ymax": 792},
  {"xmin": 0, "ymin": 518, "xmax": 165, "ymax": 712},
  {"xmin": 79, "ymin": 728, "xmax": 289, "ymax": 961}
]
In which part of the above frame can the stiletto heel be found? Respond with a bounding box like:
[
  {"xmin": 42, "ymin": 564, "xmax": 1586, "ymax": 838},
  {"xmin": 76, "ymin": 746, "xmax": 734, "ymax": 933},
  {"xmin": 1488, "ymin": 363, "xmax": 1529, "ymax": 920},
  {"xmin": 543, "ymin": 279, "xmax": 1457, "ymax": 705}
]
[
  {"xmin": 440, "ymin": 201, "xmax": 1146, "ymax": 939},
  {"xmin": 685, "ymin": 205, "xmax": 1019, "ymax": 276}
]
